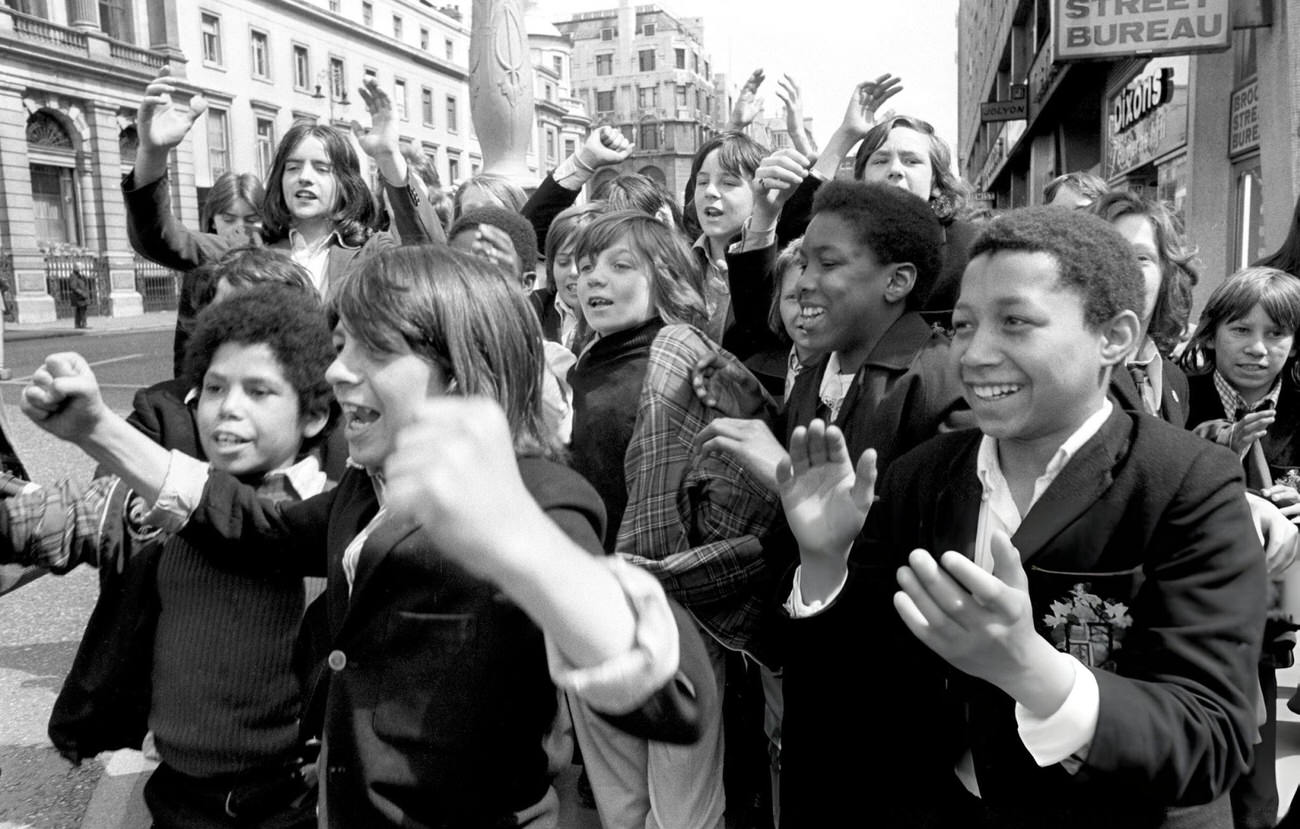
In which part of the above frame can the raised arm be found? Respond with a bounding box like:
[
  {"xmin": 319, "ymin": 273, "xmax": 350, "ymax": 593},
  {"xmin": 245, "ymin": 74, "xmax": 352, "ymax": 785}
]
[
  {"xmin": 523, "ymin": 126, "xmax": 632, "ymax": 255},
  {"xmin": 353, "ymin": 79, "xmax": 446, "ymax": 245}
]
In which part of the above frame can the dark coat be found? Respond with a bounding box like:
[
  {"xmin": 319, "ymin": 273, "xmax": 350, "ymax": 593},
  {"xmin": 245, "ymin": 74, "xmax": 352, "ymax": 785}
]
[
  {"xmin": 779, "ymin": 408, "xmax": 1267, "ymax": 828},
  {"xmin": 1186, "ymin": 369, "xmax": 1300, "ymax": 487}
]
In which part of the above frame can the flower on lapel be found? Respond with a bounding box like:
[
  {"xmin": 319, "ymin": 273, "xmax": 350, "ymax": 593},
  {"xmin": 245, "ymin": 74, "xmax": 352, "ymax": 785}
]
[{"xmin": 1042, "ymin": 583, "xmax": 1133, "ymax": 670}]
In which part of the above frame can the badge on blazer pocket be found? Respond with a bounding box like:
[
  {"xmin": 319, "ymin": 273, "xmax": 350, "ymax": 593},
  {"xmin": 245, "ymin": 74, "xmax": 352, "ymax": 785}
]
[{"xmin": 1029, "ymin": 566, "xmax": 1143, "ymax": 672}]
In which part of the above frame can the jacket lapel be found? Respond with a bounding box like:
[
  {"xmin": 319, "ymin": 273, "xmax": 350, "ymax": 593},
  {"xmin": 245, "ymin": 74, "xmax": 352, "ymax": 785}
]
[
  {"xmin": 1011, "ymin": 407, "xmax": 1129, "ymax": 567},
  {"xmin": 346, "ymin": 512, "xmax": 422, "ymax": 609}
]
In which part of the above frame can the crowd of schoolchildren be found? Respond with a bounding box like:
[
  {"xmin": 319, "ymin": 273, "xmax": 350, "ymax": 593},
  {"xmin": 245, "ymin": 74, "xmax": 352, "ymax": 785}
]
[{"xmin": 6, "ymin": 62, "xmax": 1300, "ymax": 829}]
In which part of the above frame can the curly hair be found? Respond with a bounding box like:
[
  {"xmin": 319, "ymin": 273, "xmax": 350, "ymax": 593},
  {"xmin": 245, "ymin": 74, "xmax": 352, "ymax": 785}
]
[
  {"xmin": 968, "ymin": 206, "xmax": 1144, "ymax": 332},
  {"xmin": 1092, "ymin": 191, "xmax": 1199, "ymax": 356},
  {"xmin": 1179, "ymin": 267, "xmax": 1300, "ymax": 380},
  {"xmin": 450, "ymin": 205, "xmax": 540, "ymax": 280},
  {"xmin": 193, "ymin": 247, "xmax": 314, "ymax": 308},
  {"xmin": 330, "ymin": 245, "xmax": 560, "ymax": 459},
  {"xmin": 810, "ymin": 181, "xmax": 943, "ymax": 310},
  {"xmin": 183, "ymin": 283, "xmax": 336, "ymax": 453},
  {"xmin": 572, "ymin": 210, "xmax": 709, "ymax": 336},
  {"xmin": 852, "ymin": 115, "xmax": 972, "ymax": 222},
  {"xmin": 262, "ymin": 123, "xmax": 377, "ymax": 247}
]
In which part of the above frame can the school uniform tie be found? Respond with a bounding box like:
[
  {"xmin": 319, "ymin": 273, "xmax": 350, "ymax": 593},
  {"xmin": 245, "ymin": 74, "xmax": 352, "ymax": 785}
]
[{"xmin": 1126, "ymin": 362, "xmax": 1159, "ymax": 417}]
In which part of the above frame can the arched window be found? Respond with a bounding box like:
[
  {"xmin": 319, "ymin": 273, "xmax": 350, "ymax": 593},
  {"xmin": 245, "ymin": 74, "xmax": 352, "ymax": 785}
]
[{"xmin": 27, "ymin": 111, "xmax": 81, "ymax": 246}]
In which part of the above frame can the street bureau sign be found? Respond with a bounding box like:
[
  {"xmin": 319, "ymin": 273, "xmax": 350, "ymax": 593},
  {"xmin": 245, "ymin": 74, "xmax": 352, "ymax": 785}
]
[{"xmin": 1055, "ymin": 0, "xmax": 1230, "ymax": 61}]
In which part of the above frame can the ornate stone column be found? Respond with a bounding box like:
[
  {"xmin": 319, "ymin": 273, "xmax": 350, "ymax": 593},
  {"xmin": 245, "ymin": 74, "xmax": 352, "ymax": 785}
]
[
  {"xmin": 469, "ymin": 0, "xmax": 536, "ymax": 186},
  {"xmin": 66, "ymin": 0, "xmax": 99, "ymax": 32}
]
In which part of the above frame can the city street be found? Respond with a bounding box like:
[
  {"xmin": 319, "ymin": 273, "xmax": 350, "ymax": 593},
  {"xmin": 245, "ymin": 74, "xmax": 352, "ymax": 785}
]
[{"xmin": 0, "ymin": 327, "xmax": 172, "ymax": 829}]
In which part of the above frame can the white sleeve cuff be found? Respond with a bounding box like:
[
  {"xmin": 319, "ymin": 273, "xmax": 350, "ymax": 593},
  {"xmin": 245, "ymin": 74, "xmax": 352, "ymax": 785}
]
[
  {"xmin": 140, "ymin": 450, "xmax": 211, "ymax": 533},
  {"xmin": 782, "ymin": 565, "xmax": 849, "ymax": 618},
  {"xmin": 551, "ymin": 155, "xmax": 591, "ymax": 191},
  {"xmin": 1015, "ymin": 651, "xmax": 1099, "ymax": 771},
  {"xmin": 546, "ymin": 557, "xmax": 680, "ymax": 715}
]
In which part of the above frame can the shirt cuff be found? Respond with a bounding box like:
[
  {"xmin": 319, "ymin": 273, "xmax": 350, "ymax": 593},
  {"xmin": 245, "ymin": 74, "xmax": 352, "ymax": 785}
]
[
  {"xmin": 737, "ymin": 217, "xmax": 777, "ymax": 253},
  {"xmin": 546, "ymin": 557, "xmax": 680, "ymax": 715},
  {"xmin": 140, "ymin": 450, "xmax": 211, "ymax": 534},
  {"xmin": 1015, "ymin": 651, "xmax": 1099, "ymax": 771},
  {"xmin": 783, "ymin": 564, "xmax": 849, "ymax": 618},
  {"xmin": 551, "ymin": 155, "xmax": 591, "ymax": 191}
]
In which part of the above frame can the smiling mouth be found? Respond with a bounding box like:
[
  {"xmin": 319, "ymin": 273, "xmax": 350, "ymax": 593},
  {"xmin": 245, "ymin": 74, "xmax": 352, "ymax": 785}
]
[
  {"xmin": 586, "ymin": 297, "xmax": 613, "ymax": 309},
  {"xmin": 799, "ymin": 306, "xmax": 825, "ymax": 321},
  {"xmin": 210, "ymin": 432, "xmax": 251, "ymax": 448},
  {"xmin": 701, "ymin": 206, "xmax": 724, "ymax": 218},
  {"xmin": 969, "ymin": 383, "xmax": 1023, "ymax": 400},
  {"xmin": 294, "ymin": 191, "xmax": 317, "ymax": 200},
  {"xmin": 341, "ymin": 404, "xmax": 381, "ymax": 428}
]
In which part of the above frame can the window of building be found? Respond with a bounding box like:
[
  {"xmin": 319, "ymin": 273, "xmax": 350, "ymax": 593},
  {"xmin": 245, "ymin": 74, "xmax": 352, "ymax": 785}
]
[
  {"xmin": 392, "ymin": 14, "xmax": 402, "ymax": 39},
  {"xmin": 362, "ymin": 1, "xmax": 373, "ymax": 26},
  {"xmin": 674, "ymin": 48, "xmax": 685, "ymax": 69},
  {"xmin": 545, "ymin": 83, "xmax": 554, "ymax": 101},
  {"xmin": 329, "ymin": 56, "xmax": 346, "ymax": 101},
  {"xmin": 394, "ymin": 78, "xmax": 407, "ymax": 120},
  {"xmin": 255, "ymin": 117, "xmax": 275, "ymax": 179},
  {"xmin": 445, "ymin": 38, "xmax": 454, "ymax": 60},
  {"xmin": 620, "ymin": 124, "xmax": 634, "ymax": 144},
  {"xmin": 98, "ymin": 0, "xmax": 132, "ymax": 41},
  {"xmin": 250, "ymin": 29, "xmax": 270, "ymax": 79},
  {"xmin": 696, "ymin": 89, "xmax": 704, "ymax": 111},
  {"xmin": 552, "ymin": 55, "xmax": 563, "ymax": 76},
  {"xmin": 328, "ymin": 0, "xmax": 338, "ymax": 10},
  {"xmin": 364, "ymin": 66, "xmax": 377, "ymax": 82},
  {"xmin": 564, "ymin": 138, "xmax": 576, "ymax": 158},
  {"xmin": 675, "ymin": 84, "xmax": 687, "ymax": 108},
  {"xmin": 420, "ymin": 27, "xmax": 429, "ymax": 50},
  {"xmin": 692, "ymin": 52, "xmax": 699, "ymax": 74},
  {"xmin": 546, "ymin": 128, "xmax": 556, "ymax": 162},
  {"xmin": 600, "ymin": 27, "xmax": 614, "ymax": 41},
  {"xmin": 471, "ymin": 160, "xmax": 480, "ymax": 176},
  {"xmin": 292, "ymin": 44, "xmax": 310, "ymax": 90},
  {"xmin": 446, "ymin": 94, "xmax": 458, "ymax": 131},
  {"xmin": 6, "ymin": 0, "xmax": 49, "ymax": 16},
  {"xmin": 31, "ymin": 164, "xmax": 79, "ymax": 246},
  {"xmin": 596, "ymin": 53, "xmax": 612, "ymax": 76},
  {"xmin": 640, "ymin": 22, "xmax": 655, "ymax": 36},
  {"xmin": 637, "ymin": 86, "xmax": 657, "ymax": 109},
  {"xmin": 421, "ymin": 87, "xmax": 434, "ymax": 125},
  {"xmin": 207, "ymin": 107, "xmax": 230, "ymax": 177},
  {"xmin": 201, "ymin": 12, "xmax": 222, "ymax": 65},
  {"xmin": 703, "ymin": 60, "xmax": 709, "ymax": 77},
  {"xmin": 596, "ymin": 90, "xmax": 614, "ymax": 112},
  {"xmin": 447, "ymin": 155, "xmax": 460, "ymax": 182},
  {"xmin": 638, "ymin": 49, "xmax": 655, "ymax": 72},
  {"xmin": 639, "ymin": 124, "xmax": 659, "ymax": 150}
]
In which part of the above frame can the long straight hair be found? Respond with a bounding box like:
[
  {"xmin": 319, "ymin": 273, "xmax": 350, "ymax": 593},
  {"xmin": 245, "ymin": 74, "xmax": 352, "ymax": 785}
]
[
  {"xmin": 262, "ymin": 123, "xmax": 377, "ymax": 247},
  {"xmin": 331, "ymin": 245, "xmax": 557, "ymax": 458},
  {"xmin": 1179, "ymin": 266, "xmax": 1300, "ymax": 384}
]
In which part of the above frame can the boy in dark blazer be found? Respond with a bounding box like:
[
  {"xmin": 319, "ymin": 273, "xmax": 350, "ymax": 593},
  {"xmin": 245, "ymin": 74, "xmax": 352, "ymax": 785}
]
[{"xmin": 776, "ymin": 207, "xmax": 1268, "ymax": 828}]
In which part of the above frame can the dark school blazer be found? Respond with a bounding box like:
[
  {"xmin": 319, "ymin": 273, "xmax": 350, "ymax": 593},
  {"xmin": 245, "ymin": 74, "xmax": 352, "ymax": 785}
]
[
  {"xmin": 180, "ymin": 457, "xmax": 712, "ymax": 828},
  {"xmin": 779, "ymin": 407, "xmax": 1267, "ymax": 829},
  {"xmin": 1186, "ymin": 368, "xmax": 1300, "ymax": 488},
  {"xmin": 1111, "ymin": 354, "xmax": 1191, "ymax": 428}
]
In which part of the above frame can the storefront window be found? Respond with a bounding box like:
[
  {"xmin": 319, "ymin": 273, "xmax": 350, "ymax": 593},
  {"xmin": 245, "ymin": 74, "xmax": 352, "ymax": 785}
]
[{"xmin": 1157, "ymin": 154, "xmax": 1186, "ymax": 222}]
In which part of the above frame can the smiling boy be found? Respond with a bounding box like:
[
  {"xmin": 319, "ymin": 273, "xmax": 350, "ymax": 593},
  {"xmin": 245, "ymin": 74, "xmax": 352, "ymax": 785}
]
[
  {"xmin": 0, "ymin": 285, "xmax": 335, "ymax": 828},
  {"xmin": 777, "ymin": 207, "xmax": 1268, "ymax": 827}
]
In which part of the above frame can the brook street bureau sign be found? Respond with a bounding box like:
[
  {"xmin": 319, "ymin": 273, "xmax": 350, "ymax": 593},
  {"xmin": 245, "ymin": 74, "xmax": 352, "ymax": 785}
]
[{"xmin": 1054, "ymin": 0, "xmax": 1230, "ymax": 62}]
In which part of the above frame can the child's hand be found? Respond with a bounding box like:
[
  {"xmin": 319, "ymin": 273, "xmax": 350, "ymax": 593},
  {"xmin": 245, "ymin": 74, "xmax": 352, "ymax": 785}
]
[
  {"xmin": 774, "ymin": 75, "xmax": 815, "ymax": 159},
  {"xmin": 839, "ymin": 74, "xmax": 903, "ymax": 140},
  {"xmin": 894, "ymin": 530, "xmax": 1075, "ymax": 718},
  {"xmin": 694, "ymin": 417, "xmax": 786, "ymax": 492},
  {"xmin": 465, "ymin": 224, "xmax": 523, "ymax": 280},
  {"xmin": 1248, "ymin": 491, "xmax": 1300, "ymax": 576},
  {"xmin": 728, "ymin": 68, "xmax": 766, "ymax": 129},
  {"xmin": 19, "ymin": 353, "xmax": 110, "ymax": 443},
  {"xmin": 691, "ymin": 351, "xmax": 772, "ymax": 419},
  {"xmin": 1228, "ymin": 409, "xmax": 1275, "ymax": 455},
  {"xmin": 384, "ymin": 397, "xmax": 545, "ymax": 582},
  {"xmin": 777, "ymin": 421, "xmax": 876, "ymax": 601},
  {"xmin": 137, "ymin": 67, "xmax": 207, "ymax": 154},
  {"xmin": 576, "ymin": 126, "xmax": 632, "ymax": 169},
  {"xmin": 751, "ymin": 148, "xmax": 811, "ymax": 225}
]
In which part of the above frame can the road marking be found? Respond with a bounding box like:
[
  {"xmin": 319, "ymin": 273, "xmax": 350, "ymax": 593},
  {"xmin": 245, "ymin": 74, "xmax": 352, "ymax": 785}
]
[{"xmin": 8, "ymin": 353, "xmax": 145, "ymax": 383}]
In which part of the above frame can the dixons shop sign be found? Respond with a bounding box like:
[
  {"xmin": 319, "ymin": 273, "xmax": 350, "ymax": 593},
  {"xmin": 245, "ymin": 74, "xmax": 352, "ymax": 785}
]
[{"xmin": 1055, "ymin": 0, "xmax": 1230, "ymax": 61}]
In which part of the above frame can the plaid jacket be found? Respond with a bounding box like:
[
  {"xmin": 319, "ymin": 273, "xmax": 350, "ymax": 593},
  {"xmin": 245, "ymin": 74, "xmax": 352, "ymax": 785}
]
[
  {"xmin": 615, "ymin": 324, "xmax": 780, "ymax": 660},
  {"xmin": 0, "ymin": 475, "xmax": 134, "ymax": 574}
]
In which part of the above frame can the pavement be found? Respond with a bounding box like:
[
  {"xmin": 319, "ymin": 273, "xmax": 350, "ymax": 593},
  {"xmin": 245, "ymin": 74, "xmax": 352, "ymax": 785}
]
[{"xmin": 2, "ymin": 311, "xmax": 177, "ymax": 343}]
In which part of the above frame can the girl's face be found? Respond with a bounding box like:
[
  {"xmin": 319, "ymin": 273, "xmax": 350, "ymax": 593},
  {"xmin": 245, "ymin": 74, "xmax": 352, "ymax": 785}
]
[
  {"xmin": 860, "ymin": 127, "xmax": 935, "ymax": 202},
  {"xmin": 778, "ymin": 262, "xmax": 814, "ymax": 355},
  {"xmin": 1111, "ymin": 214, "xmax": 1164, "ymax": 328},
  {"xmin": 577, "ymin": 241, "xmax": 657, "ymax": 336},
  {"xmin": 552, "ymin": 243, "xmax": 580, "ymax": 312},
  {"xmin": 326, "ymin": 321, "xmax": 451, "ymax": 470},
  {"xmin": 212, "ymin": 198, "xmax": 262, "ymax": 243},
  {"xmin": 693, "ymin": 149, "xmax": 754, "ymax": 243},
  {"xmin": 282, "ymin": 136, "xmax": 339, "ymax": 225},
  {"xmin": 1213, "ymin": 303, "xmax": 1296, "ymax": 403}
]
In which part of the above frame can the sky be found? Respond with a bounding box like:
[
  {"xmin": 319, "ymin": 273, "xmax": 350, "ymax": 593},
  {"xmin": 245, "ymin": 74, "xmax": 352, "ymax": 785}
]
[{"xmin": 538, "ymin": 0, "xmax": 962, "ymax": 154}]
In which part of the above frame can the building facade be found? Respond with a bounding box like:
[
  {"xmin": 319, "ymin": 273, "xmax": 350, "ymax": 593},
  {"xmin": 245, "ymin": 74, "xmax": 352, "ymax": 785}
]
[
  {"xmin": 554, "ymin": 1, "xmax": 725, "ymax": 201},
  {"xmin": 1, "ymin": 0, "xmax": 586, "ymax": 322},
  {"xmin": 957, "ymin": 0, "xmax": 1293, "ymax": 309}
]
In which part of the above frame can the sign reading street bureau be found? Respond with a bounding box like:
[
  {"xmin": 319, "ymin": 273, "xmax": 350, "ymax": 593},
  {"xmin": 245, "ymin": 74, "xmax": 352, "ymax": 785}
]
[
  {"xmin": 1055, "ymin": 0, "xmax": 1230, "ymax": 61},
  {"xmin": 1229, "ymin": 79, "xmax": 1260, "ymax": 156}
]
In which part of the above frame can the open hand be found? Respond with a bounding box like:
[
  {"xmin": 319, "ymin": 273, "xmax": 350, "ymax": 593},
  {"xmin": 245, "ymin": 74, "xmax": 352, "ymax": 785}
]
[
  {"xmin": 774, "ymin": 75, "xmax": 815, "ymax": 157},
  {"xmin": 841, "ymin": 74, "xmax": 903, "ymax": 139},
  {"xmin": 729, "ymin": 68, "xmax": 766, "ymax": 129},
  {"xmin": 137, "ymin": 67, "xmax": 207, "ymax": 153},
  {"xmin": 694, "ymin": 417, "xmax": 785, "ymax": 492}
]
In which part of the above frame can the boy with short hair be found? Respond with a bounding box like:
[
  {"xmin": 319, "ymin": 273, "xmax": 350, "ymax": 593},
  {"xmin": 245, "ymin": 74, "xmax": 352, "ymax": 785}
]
[
  {"xmin": 777, "ymin": 207, "xmax": 1267, "ymax": 827},
  {"xmin": 0, "ymin": 284, "xmax": 336, "ymax": 828}
]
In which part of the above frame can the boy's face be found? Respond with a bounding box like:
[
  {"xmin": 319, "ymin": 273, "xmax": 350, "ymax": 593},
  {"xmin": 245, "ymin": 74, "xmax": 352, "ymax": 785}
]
[
  {"xmin": 693, "ymin": 149, "xmax": 754, "ymax": 243},
  {"xmin": 1110, "ymin": 214, "xmax": 1163, "ymax": 327},
  {"xmin": 282, "ymin": 136, "xmax": 339, "ymax": 224},
  {"xmin": 326, "ymin": 321, "xmax": 451, "ymax": 470},
  {"xmin": 1214, "ymin": 304, "xmax": 1296, "ymax": 402},
  {"xmin": 552, "ymin": 244, "xmax": 581, "ymax": 312},
  {"xmin": 953, "ymin": 251, "xmax": 1117, "ymax": 452},
  {"xmin": 196, "ymin": 342, "xmax": 325, "ymax": 477},
  {"xmin": 860, "ymin": 127, "xmax": 935, "ymax": 203},
  {"xmin": 795, "ymin": 212, "xmax": 899, "ymax": 365},
  {"xmin": 577, "ymin": 244, "xmax": 657, "ymax": 336},
  {"xmin": 778, "ymin": 262, "xmax": 815, "ymax": 355}
]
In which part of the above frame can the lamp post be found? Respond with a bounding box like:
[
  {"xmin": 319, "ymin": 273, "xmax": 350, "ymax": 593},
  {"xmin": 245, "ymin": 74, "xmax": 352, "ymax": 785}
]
[{"xmin": 312, "ymin": 69, "xmax": 341, "ymax": 124}]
